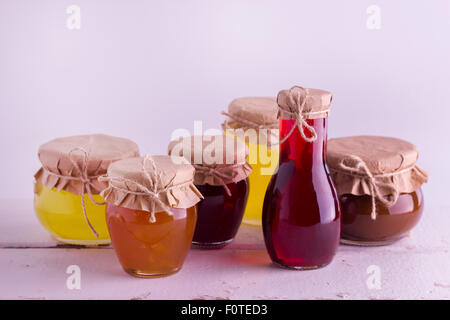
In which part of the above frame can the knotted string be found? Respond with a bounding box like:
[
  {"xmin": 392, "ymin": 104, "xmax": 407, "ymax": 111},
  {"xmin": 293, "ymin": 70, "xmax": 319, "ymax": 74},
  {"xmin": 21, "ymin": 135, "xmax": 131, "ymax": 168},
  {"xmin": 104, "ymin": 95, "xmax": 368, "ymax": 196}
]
[
  {"xmin": 276, "ymin": 86, "xmax": 330, "ymax": 145},
  {"xmin": 101, "ymin": 155, "xmax": 187, "ymax": 223},
  {"xmin": 337, "ymin": 155, "xmax": 400, "ymax": 220},
  {"xmin": 41, "ymin": 147, "xmax": 105, "ymax": 238},
  {"xmin": 193, "ymin": 163, "xmax": 245, "ymax": 197}
]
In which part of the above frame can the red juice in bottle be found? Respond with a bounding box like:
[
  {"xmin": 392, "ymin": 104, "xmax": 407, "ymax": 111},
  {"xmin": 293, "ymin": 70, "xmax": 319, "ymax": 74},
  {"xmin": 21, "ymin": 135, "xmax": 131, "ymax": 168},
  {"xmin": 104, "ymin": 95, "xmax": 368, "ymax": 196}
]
[{"xmin": 262, "ymin": 88, "xmax": 341, "ymax": 270}]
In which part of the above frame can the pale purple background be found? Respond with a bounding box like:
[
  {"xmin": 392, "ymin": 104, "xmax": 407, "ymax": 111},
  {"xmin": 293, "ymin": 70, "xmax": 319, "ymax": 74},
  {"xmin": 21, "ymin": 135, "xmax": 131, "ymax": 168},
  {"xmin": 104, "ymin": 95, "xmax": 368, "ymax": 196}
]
[{"xmin": 0, "ymin": 0, "xmax": 449, "ymax": 206}]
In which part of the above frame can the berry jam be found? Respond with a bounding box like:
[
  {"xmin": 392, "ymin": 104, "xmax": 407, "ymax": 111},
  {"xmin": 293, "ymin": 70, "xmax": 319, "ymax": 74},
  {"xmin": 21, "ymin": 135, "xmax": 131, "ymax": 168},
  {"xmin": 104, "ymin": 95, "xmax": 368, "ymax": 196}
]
[{"xmin": 193, "ymin": 179, "xmax": 248, "ymax": 247}]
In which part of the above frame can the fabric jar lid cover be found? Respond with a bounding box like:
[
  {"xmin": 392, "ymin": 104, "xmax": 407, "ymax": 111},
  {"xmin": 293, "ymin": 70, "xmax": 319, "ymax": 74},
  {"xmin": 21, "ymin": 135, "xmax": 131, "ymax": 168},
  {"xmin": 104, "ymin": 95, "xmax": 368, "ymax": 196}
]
[
  {"xmin": 275, "ymin": 86, "xmax": 333, "ymax": 144},
  {"xmin": 34, "ymin": 134, "xmax": 140, "ymax": 195},
  {"xmin": 222, "ymin": 97, "xmax": 279, "ymax": 130},
  {"xmin": 327, "ymin": 135, "xmax": 428, "ymax": 219},
  {"xmin": 168, "ymin": 135, "xmax": 252, "ymax": 193},
  {"xmin": 100, "ymin": 155, "xmax": 203, "ymax": 221},
  {"xmin": 277, "ymin": 86, "xmax": 332, "ymax": 121}
]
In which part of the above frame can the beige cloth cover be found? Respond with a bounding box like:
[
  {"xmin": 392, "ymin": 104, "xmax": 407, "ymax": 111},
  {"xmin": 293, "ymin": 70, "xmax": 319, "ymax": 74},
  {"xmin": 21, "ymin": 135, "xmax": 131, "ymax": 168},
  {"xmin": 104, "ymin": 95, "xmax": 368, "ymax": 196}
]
[
  {"xmin": 277, "ymin": 86, "xmax": 332, "ymax": 120},
  {"xmin": 275, "ymin": 86, "xmax": 333, "ymax": 144},
  {"xmin": 327, "ymin": 136, "xmax": 428, "ymax": 198},
  {"xmin": 221, "ymin": 97, "xmax": 279, "ymax": 130},
  {"xmin": 221, "ymin": 97, "xmax": 279, "ymax": 146},
  {"xmin": 168, "ymin": 135, "xmax": 252, "ymax": 187},
  {"xmin": 100, "ymin": 156, "xmax": 203, "ymax": 216},
  {"xmin": 35, "ymin": 134, "xmax": 140, "ymax": 195}
]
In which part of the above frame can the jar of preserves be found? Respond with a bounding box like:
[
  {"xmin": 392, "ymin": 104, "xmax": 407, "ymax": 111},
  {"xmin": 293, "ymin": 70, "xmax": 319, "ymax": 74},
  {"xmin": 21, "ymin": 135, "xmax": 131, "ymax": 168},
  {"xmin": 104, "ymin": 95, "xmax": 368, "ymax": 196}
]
[
  {"xmin": 34, "ymin": 134, "xmax": 139, "ymax": 245},
  {"xmin": 327, "ymin": 136, "xmax": 428, "ymax": 246},
  {"xmin": 100, "ymin": 155, "xmax": 203, "ymax": 277},
  {"xmin": 222, "ymin": 97, "xmax": 279, "ymax": 226},
  {"xmin": 262, "ymin": 86, "xmax": 341, "ymax": 270},
  {"xmin": 168, "ymin": 135, "xmax": 251, "ymax": 248}
]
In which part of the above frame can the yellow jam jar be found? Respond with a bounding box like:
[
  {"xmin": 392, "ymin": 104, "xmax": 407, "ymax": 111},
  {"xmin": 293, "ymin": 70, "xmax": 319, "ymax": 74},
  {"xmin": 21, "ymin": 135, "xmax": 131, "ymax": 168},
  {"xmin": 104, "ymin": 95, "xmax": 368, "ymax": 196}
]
[
  {"xmin": 34, "ymin": 134, "xmax": 140, "ymax": 245},
  {"xmin": 222, "ymin": 97, "xmax": 279, "ymax": 226},
  {"xmin": 100, "ymin": 155, "xmax": 203, "ymax": 277}
]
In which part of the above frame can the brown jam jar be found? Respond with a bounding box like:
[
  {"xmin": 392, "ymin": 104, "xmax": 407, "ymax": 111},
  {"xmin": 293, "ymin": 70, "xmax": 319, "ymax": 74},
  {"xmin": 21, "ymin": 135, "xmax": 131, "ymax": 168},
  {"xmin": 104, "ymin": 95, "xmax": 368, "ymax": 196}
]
[
  {"xmin": 327, "ymin": 136, "xmax": 428, "ymax": 246},
  {"xmin": 168, "ymin": 135, "xmax": 252, "ymax": 248},
  {"xmin": 340, "ymin": 189, "xmax": 424, "ymax": 245}
]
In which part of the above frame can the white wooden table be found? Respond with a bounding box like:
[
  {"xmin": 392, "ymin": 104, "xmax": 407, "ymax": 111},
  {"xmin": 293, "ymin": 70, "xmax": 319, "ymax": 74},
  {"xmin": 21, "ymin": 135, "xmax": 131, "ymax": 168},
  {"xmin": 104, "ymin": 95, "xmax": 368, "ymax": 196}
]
[{"xmin": 0, "ymin": 199, "xmax": 449, "ymax": 300}]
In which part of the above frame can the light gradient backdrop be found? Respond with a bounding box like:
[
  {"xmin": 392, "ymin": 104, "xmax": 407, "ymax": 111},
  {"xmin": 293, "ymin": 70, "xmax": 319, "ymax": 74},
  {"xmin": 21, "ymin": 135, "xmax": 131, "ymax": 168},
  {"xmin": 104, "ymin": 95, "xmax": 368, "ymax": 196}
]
[{"xmin": 1, "ymin": 1, "xmax": 449, "ymax": 207}]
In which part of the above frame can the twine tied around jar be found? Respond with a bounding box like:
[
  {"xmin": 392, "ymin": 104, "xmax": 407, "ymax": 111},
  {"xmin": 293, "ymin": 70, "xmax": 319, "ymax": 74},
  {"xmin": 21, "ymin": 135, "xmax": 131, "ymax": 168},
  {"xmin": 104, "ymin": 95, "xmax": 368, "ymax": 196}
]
[
  {"xmin": 337, "ymin": 155, "xmax": 400, "ymax": 220},
  {"xmin": 100, "ymin": 155, "xmax": 191, "ymax": 223},
  {"xmin": 193, "ymin": 163, "xmax": 245, "ymax": 197},
  {"xmin": 40, "ymin": 147, "xmax": 105, "ymax": 238},
  {"xmin": 276, "ymin": 86, "xmax": 330, "ymax": 145}
]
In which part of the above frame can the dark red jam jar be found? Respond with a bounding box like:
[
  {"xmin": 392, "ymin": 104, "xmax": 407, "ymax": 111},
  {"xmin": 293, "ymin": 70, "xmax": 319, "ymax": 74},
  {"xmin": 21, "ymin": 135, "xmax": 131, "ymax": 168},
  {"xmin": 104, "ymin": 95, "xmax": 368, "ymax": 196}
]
[
  {"xmin": 168, "ymin": 135, "xmax": 252, "ymax": 248},
  {"xmin": 263, "ymin": 86, "xmax": 341, "ymax": 269},
  {"xmin": 193, "ymin": 179, "xmax": 248, "ymax": 246},
  {"xmin": 327, "ymin": 136, "xmax": 428, "ymax": 246}
]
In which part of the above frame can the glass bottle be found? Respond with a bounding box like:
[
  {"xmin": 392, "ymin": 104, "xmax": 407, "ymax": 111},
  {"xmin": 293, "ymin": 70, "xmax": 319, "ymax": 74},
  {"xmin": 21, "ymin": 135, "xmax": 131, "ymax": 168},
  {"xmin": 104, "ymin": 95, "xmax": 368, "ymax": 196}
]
[{"xmin": 262, "ymin": 117, "xmax": 341, "ymax": 269}]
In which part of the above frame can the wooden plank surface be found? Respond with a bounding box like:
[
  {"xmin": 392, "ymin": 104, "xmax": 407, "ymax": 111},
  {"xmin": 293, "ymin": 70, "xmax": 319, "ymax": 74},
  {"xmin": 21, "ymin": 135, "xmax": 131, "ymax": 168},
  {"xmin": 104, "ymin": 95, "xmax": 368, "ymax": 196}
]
[{"xmin": 1, "ymin": 199, "xmax": 449, "ymax": 299}]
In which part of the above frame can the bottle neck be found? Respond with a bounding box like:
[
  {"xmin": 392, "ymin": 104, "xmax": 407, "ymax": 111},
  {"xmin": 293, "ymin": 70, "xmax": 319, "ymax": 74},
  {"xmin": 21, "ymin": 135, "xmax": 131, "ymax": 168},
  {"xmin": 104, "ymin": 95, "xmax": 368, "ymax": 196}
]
[{"xmin": 278, "ymin": 118, "xmax": 328, "ymax": 166}]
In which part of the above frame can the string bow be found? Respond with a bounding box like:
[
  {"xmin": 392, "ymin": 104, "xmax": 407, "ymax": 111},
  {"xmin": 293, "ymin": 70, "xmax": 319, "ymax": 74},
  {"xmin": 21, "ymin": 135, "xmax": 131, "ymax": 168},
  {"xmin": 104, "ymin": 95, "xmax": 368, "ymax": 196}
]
[
  {"xmin": 100, "ymin": 155, "xmax": 183, "ymax": 223},
  {"xmin": 41, "ymin": 147, "xmax": 105, "ymax": 237},
  {"xmin": 338, "ymin": 155, "xmax": 399, "ymax": 220},
  {"xmin": 277, "ymin": 86, "xmax": 319, "ymax": 145}
]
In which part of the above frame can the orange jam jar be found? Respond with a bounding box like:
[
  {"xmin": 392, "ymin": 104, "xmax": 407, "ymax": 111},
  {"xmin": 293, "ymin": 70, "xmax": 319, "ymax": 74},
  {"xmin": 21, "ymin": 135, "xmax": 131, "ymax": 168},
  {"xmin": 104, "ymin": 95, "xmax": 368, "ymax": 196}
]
[
  {"xmin": 34, "ymin": 134, "xmax": 139, "ymax": 245},
  {"xmin": 100, "ymin": 155, "xmax": 203, "ymax": 277},
  {"xmin": 327, "ymin": 136, "xmax": 428, "ymax": 246}
]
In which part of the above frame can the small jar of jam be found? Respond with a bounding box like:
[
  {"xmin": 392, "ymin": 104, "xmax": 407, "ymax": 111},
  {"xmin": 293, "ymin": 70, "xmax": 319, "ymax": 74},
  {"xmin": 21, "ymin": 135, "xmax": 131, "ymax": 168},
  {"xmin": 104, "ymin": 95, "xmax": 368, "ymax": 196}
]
[
  {"xmin": 34, "ymin": 134, "xmax": 140, "ymax": 245},
  {"xmin": 101, "ymin": 155, "xmax": 203, "ymax": 277},
  {"xmin": 263, "ymin": 86, "xmax": 341, "ymax": 270},
  {"xmin": 222, "ymin": 97, "xmax": 279, "ymax": 226},
  {"xmin": 327, "ymin": 136, "xmax": 429, "ymax": 246},
  {"xmin": 168, "ymin": 135, "xmax": 252, "ymax": 248}
]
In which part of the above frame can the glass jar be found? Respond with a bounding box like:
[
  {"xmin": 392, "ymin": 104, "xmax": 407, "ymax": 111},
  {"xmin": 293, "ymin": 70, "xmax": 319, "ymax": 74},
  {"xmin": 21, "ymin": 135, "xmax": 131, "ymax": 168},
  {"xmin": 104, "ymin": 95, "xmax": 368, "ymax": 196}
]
[
  {"xmin": 106, "ymin": 204, "xmax": 197, "ymax": 277},
  {"xmin": 263, "ymin": 117, "xmax": 340, "ymax": 269},
  {"xmin": 340, "ymin": 189, "xmax": 424, "ymax": 245},
  {"xmin": 327, "ymin": 135, "xmax": 428, "ymax": 246},
  {"xmin": 33, "ymin": 134, "xmax": 140, "ymax": 245},
  {"xmin": 240, "ymin": 139, "xmax": 278, "ymax": 226},
  {"xmin": 34, "ymin": 181, "xmax": 110, "ymax": 245},
  {"xmin": 222, "ymin": 97, "xmax": 279, "ymax": 226},
  {"xmin": 101, "ymin": 155, "xmax": 203, "ymax": 278},
  {"xmin": 193, "ymin": 179, "xmax": 249, "ymax": 247},
  {"xmin": 168, "ymin": 135, "xmax": 252, "ymax": 248}
]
